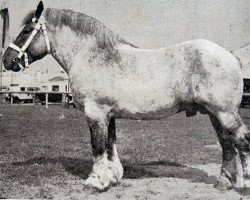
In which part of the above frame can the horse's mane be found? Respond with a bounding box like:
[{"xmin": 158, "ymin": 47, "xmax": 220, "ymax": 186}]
[{"xmin": 22, "ymin": 8, "xmax": 136, "ymax": 50}]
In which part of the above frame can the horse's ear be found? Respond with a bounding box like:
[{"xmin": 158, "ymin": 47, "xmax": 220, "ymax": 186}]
[{"xmin": 34, "ymin": 1, "xmax": 44, "ymax": 19}]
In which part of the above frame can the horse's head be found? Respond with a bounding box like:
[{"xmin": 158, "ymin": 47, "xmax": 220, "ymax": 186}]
[{"xmin": 3, "ymin": 1, "xmax": 50, "ymax": 72}]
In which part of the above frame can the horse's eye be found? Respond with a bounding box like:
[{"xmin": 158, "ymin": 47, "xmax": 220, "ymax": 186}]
[
  {"xmin": 23, "ymin": 28, "xmax": 31, "ymax": 34},
  {"xmin": 32, "ymin": 18, "xmax": 38, "ymax": 23}
]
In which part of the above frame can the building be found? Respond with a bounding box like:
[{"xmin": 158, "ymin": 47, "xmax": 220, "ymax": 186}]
[
  {"xmin": 1, "ymin": 68, "xmax": 70, "ymax": 92},
  {"xmin": 39, "ymin": 69, "xmax": 69, "ymax": 92},
  {"xmin": 234, "ymin": 44, "xmax": 250, "ymax": 79}
]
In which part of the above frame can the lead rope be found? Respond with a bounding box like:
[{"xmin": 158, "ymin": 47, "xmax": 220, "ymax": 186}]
[{"xmin": 8, "ymin": 14, "xmax": 51, "ymax": 74}]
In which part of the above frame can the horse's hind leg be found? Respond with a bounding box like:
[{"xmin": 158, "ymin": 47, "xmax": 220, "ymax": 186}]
[
  {"xmin": 209, "ymin": 114, "xmax": 243, "ymax": 189},
  {"xmin": 209, "ymin": 109, "xmax": 250, "ymax": 189}
]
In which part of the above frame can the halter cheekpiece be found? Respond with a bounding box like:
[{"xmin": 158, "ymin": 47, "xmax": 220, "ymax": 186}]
[{"xmin": 8, "ymin": 13, "xmax": 50, "ymax": 73}]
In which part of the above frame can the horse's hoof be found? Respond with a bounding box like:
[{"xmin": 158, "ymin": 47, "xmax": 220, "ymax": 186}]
[
  {"xmin": 214, "ymin": 175, "xmax": 233, "ymax": 190},
  {"xmin": 85, "ymin": 173, "xmax": 108, "ymax": 191},
  {"xmin": 107, "ymin": 159, "xmax": 124, "ymax": 182},
  {"xmin": 84, "ymin": 183, "xmax": 102, "ymax": 193},
  {"xmin": 243, "ymin": 179, "xmax": 250, "ymax": 188},
  {"xmin": 214, "ymin": 181, "xmax": 232, "ymax": 190}
]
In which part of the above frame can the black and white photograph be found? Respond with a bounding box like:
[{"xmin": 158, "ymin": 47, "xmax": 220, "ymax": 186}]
[{"xmin": 0, "ymin": 0, "xmax": 250, "ymax": 199}]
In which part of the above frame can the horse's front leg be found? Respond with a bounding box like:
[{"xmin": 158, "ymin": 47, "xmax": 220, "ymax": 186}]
[
  {"xmin": 84, "ymin": 101, "xmax": 123, "ymax": 190},
  {"xmin": 106, "ymin": 117, "xmax": 123, "ymax": 182}
]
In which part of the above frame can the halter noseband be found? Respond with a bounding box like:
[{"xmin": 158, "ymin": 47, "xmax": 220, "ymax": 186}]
[{"xmin": 8, "ymin": 14, "xmax": 51, "ymax": 73}]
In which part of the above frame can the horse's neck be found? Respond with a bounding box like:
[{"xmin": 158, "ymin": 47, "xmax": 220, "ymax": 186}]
[{"xmin": 49, "ymin": 25, "xmax": 97, "ymax": 73}]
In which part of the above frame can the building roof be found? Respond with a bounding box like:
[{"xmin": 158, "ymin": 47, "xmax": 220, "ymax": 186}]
[
  {"xmin": 48, "ymin": 76, "xmax": 68, "ymax": 82},
  {"xmin": 234, "ymin": 44, "xmax": 250, "ymax": 78}
]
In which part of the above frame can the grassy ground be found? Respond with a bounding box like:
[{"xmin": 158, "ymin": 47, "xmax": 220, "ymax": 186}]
[{"xmin": 0, "ymin": 104, "xmax": 249, "ymax": 199}]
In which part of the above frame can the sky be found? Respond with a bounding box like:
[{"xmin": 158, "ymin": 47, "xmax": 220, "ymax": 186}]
[{"xmin": 4, "ymin": 0, "xmax": 250, "ymax": 75}]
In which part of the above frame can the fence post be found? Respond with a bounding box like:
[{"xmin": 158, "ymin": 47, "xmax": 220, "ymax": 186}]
[
  {"xmin": 62, "ymin": 93, "xmax": 66, "ymax": 106},
  {"xmin": 10, "ymin": 94, "xmax": 13, "ymax": 104},
  {"xmin": 45, "ymin": 93, "xmax": 48, "ymax": 108},
  {"xmin": 60, "ymin": 93, "xmax": 66, "ymax": 119}
]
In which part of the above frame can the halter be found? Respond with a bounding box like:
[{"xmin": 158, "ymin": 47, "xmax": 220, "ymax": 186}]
[{"xmin": 8, "ymin": 14, "xmax": 51, "ymax": 73}]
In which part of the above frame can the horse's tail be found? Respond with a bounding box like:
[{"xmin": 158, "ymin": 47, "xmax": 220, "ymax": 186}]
[{"xmin": 231, "ymin": 50, "xmax": 243, "ymax": 69}]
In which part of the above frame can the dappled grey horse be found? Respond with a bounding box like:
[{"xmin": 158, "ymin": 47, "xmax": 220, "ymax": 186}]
[{"xmin": 3, "ymin": 1, "xmax": 250, "ymax": 191}]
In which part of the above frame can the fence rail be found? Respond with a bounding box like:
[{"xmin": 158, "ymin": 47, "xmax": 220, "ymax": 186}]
[
  {"xmin": 0, "ymin": 91, "xmax": 71, "ymax": 108},
  {"xmin": 0, "ymin": 91, "xmax": 70, "ymax": 94}
]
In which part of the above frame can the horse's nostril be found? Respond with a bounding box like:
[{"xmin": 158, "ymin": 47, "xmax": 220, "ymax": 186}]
[
  {"xmin": 13, "ymin": 58, "xmax": 20, "ymax": 63},
  {"xmin": 3, "ymin": 58, "xmax": 9, "ymax": 66}
]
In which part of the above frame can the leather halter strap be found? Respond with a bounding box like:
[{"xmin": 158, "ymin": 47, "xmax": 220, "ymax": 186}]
[{"xmin": 8, "ymin": 14, "xmax": 50, "ymax": 73}]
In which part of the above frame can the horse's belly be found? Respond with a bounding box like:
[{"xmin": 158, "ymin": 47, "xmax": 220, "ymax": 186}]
[{"xmin": 115, "ymin": 106, "xmax": 180, "ymax": 120}]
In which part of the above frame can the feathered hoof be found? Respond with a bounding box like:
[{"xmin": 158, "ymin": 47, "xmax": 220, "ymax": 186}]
[
  {"xmin": 85, "ymin": 173, "xmax": 109, "ymax": 192},
  {"xmin": 214, "ymin": 181, "xmax": 233, "ymax": 191},
  {"xmin": 243, "ymin": 179, "xmax": 250, "ymax": 189},
  {"xmin": 85, "ymin": 166, "xmax": 121, "ymax": 191},
  {"xmin": 214, "ymin": 175, "xmax": 233, "ymax": 190}
]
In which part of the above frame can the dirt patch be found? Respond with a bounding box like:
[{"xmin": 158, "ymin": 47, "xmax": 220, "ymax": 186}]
[
  {"xmin": 0, "ymin": 176, "xmax": 245, "ymax": 200},
  {"xmin": 1, "ymin": 163, "xmax": 248, "ymax": 199}
]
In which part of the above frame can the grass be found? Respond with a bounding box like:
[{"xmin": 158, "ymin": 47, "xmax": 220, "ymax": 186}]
[{"xmin": 0, "ymin": 104, "xmax": 250, "ymax": 198}]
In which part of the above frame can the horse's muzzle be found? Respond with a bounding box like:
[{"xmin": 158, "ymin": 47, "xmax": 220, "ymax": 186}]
[
  {"xmin": 5, "ymin": 60, "xmax": 22, "ymax": 72},
  {"xmin": 12, "ymin": 63, "xmax": 21, "ymax": 72}
]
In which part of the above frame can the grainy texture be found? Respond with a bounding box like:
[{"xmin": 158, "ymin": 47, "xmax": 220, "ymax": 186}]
[{"xmin": 0, "ymin": 105, "xmax": 249, "ymax": 199}]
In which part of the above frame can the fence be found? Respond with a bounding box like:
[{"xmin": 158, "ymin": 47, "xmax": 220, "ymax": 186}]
[{"xmin": 0, "ymin": 91, "xmax": 70, "ymax": 108}]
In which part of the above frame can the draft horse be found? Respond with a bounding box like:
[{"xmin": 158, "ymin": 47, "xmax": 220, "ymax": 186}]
[{"xmin": 3, "ymin": 1, "xmax": 250, "ymax": 191}]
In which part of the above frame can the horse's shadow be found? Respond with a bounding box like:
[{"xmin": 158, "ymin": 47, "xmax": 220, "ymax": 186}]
[
  {"xmin": 5, "ymin": 156, "xmax": 250, "ymax": 196},
  {"xmin": 9, "ymin": 156, "xmax": 217, "ymax": 185}
]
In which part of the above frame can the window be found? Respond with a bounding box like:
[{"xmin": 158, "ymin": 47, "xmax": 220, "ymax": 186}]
[
  {"xmin": 42, "ymin": 86, "xmax": 48, "ymax": 91},
  {"xmin": 27, "ymin": 87, "xmax": 40, "ymax": 91},
  {"xmin": 52, "ymin": 85, "xmax": 59, "ymax": 91},
  {"xmin": 20, "ymin": 87, "xmax": 25, "ymax": 91}
]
